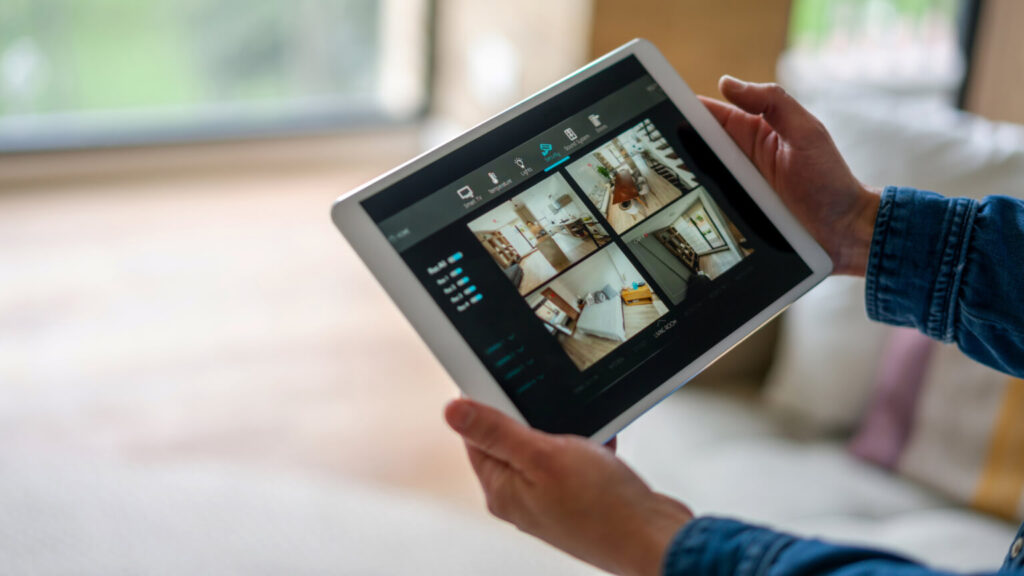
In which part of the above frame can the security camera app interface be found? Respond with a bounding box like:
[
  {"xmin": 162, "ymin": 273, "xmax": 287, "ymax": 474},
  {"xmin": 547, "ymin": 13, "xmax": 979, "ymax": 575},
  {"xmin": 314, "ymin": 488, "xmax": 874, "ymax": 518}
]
[{"xmin": 362, "ymin": 57, "xmax": 811, "ymax": 436}]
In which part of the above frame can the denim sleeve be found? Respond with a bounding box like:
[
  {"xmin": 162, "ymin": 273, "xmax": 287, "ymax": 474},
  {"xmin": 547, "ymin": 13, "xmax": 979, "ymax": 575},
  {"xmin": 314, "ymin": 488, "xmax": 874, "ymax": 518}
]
[
  {"xmin": 663, "ymin": 517, "xmax": 1008, "ymax": 576},
  {"xmin": 865, "ymin": 186, "xmax": 1024, "ymax": 378}
]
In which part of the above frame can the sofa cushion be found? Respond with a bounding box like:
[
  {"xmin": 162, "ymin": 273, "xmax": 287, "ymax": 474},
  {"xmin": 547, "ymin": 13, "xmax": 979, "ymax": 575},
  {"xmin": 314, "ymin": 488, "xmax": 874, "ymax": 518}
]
[
  {"xmin": 622, "ymin": 383, "xmax": 1019, "ymax": 572},
  {"xmin": 762, "ymin": 276, "xmax": 890, "ymax": 435},
  {"xmin": 851, "ymin": 328, "xmax": 1024, "ymax": 522}
]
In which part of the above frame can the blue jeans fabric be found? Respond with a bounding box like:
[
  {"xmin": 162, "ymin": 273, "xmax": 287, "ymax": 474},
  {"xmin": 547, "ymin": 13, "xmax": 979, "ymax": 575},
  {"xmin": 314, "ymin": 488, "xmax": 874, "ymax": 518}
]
[{"xmin": 664, "ymin": 186, "xmax": 1024, "ymax": 576}]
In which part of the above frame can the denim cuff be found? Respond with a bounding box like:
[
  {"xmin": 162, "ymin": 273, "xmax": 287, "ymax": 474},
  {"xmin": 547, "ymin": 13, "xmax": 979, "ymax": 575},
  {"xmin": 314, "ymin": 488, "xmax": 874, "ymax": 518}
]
[
  {"xmin": 865, "ymin": 186, "xmax": 978, "ymax": 342},
  {"xmin": 663, "ymin": 517, "xmax": 794, "ymax": 576},
  {"xmin": 1001, "ymin": 524, "xmax": 1024, "ymax": 571}
]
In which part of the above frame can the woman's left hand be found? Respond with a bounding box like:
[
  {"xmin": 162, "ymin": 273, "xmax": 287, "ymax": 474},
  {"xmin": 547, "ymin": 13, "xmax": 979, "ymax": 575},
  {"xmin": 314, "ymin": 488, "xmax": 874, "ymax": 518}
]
[{"xmin": 445, "ymin": 399, "xmax": 692, "ymax": 576}]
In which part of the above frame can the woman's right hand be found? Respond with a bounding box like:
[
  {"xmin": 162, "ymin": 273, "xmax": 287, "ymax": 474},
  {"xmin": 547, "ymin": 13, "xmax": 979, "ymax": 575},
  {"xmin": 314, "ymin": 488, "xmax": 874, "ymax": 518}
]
[{"xmin": 700, "ymin": 76, "xmax": 880, "ymax": 276}]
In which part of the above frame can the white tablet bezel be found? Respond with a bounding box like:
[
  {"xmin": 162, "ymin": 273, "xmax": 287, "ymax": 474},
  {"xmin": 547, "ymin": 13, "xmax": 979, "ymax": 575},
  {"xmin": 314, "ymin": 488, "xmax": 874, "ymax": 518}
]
[{"xmin": 331, "ymin": 38, "xmax": 832, "ymax": 442}]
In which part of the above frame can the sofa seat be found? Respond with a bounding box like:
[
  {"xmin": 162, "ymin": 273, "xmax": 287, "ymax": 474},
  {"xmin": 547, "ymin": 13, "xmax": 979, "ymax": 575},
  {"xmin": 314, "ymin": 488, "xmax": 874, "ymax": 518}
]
[
  {"xmin": 620, "ymin": 382, "xmax": 1018, "ymax": 572},
  {"xmin": 0, "ymin": 448, "xmax": 604, "ymax": 575},
  {"xmin": 2, "ymin": 389, "xmax": 1015, "ymax": 575}
]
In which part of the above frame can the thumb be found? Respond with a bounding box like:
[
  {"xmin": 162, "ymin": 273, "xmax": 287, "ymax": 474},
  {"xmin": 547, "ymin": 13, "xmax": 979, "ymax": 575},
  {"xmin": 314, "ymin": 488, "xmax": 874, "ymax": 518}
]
[
  {"xmin": 445, "ymin": 399, "xmax": 550, "ymax": 468},
  {"xmin": 718, "ymin": 76, "xmax": 821, "ymax": 142}
]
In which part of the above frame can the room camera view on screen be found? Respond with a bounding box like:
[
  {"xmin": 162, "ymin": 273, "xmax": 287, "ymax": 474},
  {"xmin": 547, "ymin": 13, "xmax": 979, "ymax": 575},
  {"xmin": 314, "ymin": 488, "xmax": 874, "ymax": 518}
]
[
  {"xmin": 565, "ymin": 118, "xmax": 693, "ymax": 234},
  {"xmin": 469, "ymin": 118, "xmax": 753, "ymax": 370},
  {"xmin": 524, "ymin": 244, "xmax": 667, "ymax": 371},
  {"xmin": 468, "ymin": 174, "xmax": 611, "ymax": 296},
  {"xmin": 619, "ymin": 187, "xmax": 752, "ymax": 305},
  {"xmin": 361, "ymin": 56, "xmax": 812, "ymax": 435}
]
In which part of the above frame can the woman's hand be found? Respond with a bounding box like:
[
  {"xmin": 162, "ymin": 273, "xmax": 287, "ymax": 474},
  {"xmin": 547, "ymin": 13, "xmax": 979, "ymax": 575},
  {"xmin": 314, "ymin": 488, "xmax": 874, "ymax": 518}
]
[
  {"xmin": 701, "ymin": 76, "xmax": 881, "ymax": 276},
  {"xmin": 445, "ymin": 399, "xmax": 692, "ymax": 576}
]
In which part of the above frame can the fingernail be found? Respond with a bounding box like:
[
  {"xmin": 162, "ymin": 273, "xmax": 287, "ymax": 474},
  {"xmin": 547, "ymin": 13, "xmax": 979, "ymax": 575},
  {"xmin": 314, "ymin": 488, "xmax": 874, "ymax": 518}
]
[
  {"xmin": 446, "ymin": 401, "xmax": 476, "ymax": 432},
  {"xmin": 721, "ymin": 74, "xmax": 746, "ymax": 88}
]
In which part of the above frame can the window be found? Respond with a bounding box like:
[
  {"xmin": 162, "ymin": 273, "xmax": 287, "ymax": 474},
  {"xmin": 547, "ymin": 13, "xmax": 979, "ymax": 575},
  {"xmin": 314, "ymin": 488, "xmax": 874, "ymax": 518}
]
[
  {"xmin": 0, "ymin": 0, "xmax": 430, "ymax": 151},
  {"xmin": 781, "ymin": 0, "xmax": 965, "ymax": 100}
]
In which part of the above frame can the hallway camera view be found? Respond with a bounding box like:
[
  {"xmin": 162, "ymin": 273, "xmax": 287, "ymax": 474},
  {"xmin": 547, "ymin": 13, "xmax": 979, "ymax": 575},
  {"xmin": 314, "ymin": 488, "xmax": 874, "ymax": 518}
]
[
  {"xmin": 525, "ymin": 245, "xmax": 668, "ymax": 371},
  {"xmin": 468, "ymin": 174, "xmax": 612, "ymax": 296},
  {"xmin": 621, "ymin": 188, "xmax": 753, "ymax": 305},
  {"xmin": 566, "ymin": 118, "xmax": 700, "ymax": 234}
]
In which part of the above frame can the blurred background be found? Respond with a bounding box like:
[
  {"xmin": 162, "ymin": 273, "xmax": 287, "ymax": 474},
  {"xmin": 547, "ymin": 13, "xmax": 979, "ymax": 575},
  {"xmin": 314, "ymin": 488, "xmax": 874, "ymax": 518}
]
[{"xmin": 2, "ymin": 1, "xmax": 1023, "ymax": 574}]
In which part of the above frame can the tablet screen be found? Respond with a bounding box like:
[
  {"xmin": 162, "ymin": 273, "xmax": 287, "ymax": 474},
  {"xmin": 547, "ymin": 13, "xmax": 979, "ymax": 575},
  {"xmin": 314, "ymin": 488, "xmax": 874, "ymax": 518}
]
[{"xmin": 361, "ymin": 56, "xmax": 812, "ymax": 435}]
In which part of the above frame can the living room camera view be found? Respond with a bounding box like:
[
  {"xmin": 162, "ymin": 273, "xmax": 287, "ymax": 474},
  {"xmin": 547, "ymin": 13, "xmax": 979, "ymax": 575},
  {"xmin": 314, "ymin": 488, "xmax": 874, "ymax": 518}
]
[
  {"xmin": 621, "ymin": 188, "xmax": 753, "ymax": 305},
  {"xmin": 525, "ymin": 245, "xmax": 668, "ymax": 371},
  {"xmin": 565, "ymin": 118, "xmax": 701, "ymax": 234},
  {"xmin": 468, "ymin": 174, "xmax": 611, "ymax": 296}
]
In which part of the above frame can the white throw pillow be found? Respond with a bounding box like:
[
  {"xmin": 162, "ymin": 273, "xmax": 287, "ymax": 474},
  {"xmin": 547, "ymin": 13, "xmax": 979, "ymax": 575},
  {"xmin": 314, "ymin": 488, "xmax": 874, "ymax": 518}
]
[
  {"xmin": 763, "ymin": 276, "xmax": 891, "ymax": 435},
  {"xmin": 762, "ymin": 96, "xmax": 1024, "ymax": 436}
]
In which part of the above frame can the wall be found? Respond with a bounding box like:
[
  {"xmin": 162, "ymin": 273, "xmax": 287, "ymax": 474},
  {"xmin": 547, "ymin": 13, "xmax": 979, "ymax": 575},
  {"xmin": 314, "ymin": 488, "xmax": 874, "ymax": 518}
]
[
  {"xmin": 517, "ymin": 177, "xmax": 566, "ymax": 227},
  {"xmin": 628, "ymin": 234, "xmax": 691, "ymax": 305},
  {"xmin": 590, "ymin": 0, "xmax": 793, "ymax": 99},
  {"xmin": 468, "ymin": 202, "xmax": 520, "ymax": 231},
  {"xmin": 964, "ymin": 0, "xmax": 1024, "ymax": 124},
  {"xmin": 545, "ymin": 278, "xmax": 584, "ymax": 311},
  {"xmin": 608, "ymin": 245, "xmax": 642, "ymax": 287},
  {"xmin": 566, "ymin": 155, "xmax": 613, "ymax": 208},
  {"xmin": 499, "ymin": 225, "xmax": 533, "ymax": 256},
  {"xmin": 552, "ymin": 249, "xmax": 621, "ymax": 299},
  {"xmin": 431, "ymin": 0, "xmax": 594, "ymax": 129}
]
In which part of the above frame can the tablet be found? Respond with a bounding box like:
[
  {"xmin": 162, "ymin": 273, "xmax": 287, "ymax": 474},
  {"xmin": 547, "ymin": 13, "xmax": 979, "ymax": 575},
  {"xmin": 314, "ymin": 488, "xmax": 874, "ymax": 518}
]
[{"xmin": 331, "ymin": 39, "xmax": 831, "ymax": 442}]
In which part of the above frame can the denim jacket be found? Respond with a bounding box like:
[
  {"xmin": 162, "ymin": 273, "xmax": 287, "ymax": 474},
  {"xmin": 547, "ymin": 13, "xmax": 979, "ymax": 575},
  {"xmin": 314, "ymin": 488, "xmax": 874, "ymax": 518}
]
[{"xmin": 664, "ymin": 186, "xmax": 1024, "ymax": 576}]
